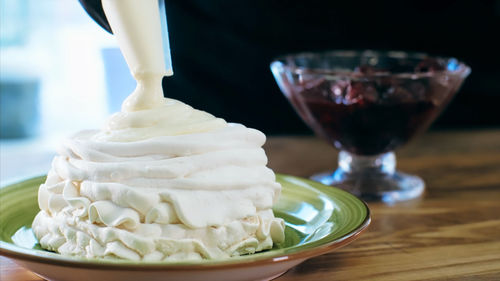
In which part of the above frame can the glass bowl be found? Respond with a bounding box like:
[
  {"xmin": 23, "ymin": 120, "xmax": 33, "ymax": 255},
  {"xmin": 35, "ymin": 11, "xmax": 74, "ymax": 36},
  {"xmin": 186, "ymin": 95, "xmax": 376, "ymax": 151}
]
[{"xmin": 271, "ymin": 50, "xmax": 470, "ymax": 203}]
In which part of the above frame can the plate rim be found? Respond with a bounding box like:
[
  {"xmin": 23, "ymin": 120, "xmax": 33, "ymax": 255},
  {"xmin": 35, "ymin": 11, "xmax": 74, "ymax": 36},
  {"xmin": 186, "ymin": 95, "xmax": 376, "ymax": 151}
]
[{"xmin": 0, "ymin": 174, "xmax": 371, "ymax": 271}]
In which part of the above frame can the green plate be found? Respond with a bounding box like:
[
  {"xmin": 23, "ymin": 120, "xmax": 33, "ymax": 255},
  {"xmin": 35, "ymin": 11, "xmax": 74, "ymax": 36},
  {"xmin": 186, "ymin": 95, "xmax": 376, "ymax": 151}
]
[{"xmin": 0, "ymin": 174, "xmax": 370, "ymax": 268}]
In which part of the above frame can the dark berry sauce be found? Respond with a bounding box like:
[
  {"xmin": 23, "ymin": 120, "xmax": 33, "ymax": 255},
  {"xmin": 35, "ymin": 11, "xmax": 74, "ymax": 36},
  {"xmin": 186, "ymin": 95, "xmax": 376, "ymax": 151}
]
[{"xmin": 286, "ymin": 60, "xmax": 456, "ymax": 155}]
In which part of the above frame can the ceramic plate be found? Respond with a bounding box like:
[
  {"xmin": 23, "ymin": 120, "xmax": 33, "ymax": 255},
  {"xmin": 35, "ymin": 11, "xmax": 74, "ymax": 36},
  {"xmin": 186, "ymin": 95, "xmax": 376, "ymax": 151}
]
[{"xmin": 0, "ymin": 174, "xmax": 370, "ymax": 281}]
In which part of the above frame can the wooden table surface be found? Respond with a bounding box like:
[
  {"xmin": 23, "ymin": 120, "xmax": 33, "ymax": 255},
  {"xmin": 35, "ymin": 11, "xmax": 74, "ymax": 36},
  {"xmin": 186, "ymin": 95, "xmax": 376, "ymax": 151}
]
[{"xmin": 1, "ymin": 129, "xmax": 500, "ymax": 281}]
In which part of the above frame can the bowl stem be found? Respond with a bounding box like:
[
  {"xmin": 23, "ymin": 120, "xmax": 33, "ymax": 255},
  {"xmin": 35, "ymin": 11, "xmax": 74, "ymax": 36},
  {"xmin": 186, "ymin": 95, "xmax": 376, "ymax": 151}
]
[{"xmin": 311, "ymin": 151, "xmax": 424, "ymax": 203}]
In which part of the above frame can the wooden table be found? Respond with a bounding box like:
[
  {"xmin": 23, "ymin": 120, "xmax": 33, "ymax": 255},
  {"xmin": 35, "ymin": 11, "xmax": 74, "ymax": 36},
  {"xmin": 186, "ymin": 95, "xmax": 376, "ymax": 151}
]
[{"xmin": 1, "ymin": 129, "xmax": 500, "ymax": 281}]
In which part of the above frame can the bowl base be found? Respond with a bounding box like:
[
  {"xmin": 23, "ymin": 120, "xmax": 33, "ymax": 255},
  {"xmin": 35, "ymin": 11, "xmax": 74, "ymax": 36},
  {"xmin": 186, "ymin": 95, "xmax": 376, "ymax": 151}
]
[{"xmin": 311, "ymin": 151, "xmax": 425, "ymax": 203}]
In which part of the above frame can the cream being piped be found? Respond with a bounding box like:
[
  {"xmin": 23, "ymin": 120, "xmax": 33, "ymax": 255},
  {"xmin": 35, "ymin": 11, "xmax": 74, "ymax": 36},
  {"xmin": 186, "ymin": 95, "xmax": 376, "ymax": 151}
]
[
  {"xmin": 102, "ymin": 0, "xmax": 171, "ymax": 112},
  {"xmin": 32, "ymin": 0, "xmax": 285, "ymax": 261}
]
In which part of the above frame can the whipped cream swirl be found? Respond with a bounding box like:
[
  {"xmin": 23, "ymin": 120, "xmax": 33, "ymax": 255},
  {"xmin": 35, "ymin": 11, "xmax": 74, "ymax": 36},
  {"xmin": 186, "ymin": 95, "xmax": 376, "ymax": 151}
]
[{"xmin": 33, "ymin": 99, "xmax": 285, "ymax": 261}]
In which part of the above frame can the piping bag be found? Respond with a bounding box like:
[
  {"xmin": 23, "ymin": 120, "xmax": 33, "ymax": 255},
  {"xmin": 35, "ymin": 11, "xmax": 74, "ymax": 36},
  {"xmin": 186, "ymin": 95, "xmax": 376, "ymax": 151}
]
[
  {"xmin": 80, "ymin": 0, "xmax": 172, "ymax": 76},
  {"xmin": 79, "ymin": 0, "xmax": 173, "ymax": 111}
]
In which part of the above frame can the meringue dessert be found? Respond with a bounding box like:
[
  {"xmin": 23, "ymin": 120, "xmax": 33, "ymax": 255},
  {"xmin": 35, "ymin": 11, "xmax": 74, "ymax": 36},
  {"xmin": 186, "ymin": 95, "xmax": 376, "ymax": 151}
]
[{"xmin": 32, "ymin": 0, "xmax": 284, "ymax": 261}]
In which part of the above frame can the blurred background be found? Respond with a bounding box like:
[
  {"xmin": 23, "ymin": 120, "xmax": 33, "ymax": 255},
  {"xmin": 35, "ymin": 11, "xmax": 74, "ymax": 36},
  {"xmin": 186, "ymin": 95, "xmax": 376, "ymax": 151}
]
[
  {"xmin": 0, "ymin": 0, "xmax": 116, "ymax": 182},
  {"xmin": 1, "ymin": 0, "xmax": 499, "ymax": 182},
  {"xmin": 161, "ymin": 0, "xmax": 500, "ymax": 134}
]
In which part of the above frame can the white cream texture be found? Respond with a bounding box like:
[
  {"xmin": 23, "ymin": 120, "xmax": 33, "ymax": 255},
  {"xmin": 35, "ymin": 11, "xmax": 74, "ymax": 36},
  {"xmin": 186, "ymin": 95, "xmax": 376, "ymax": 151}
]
[{"xmin": 32, "ymin": 0, "xmax": 284, "ymax": 261}]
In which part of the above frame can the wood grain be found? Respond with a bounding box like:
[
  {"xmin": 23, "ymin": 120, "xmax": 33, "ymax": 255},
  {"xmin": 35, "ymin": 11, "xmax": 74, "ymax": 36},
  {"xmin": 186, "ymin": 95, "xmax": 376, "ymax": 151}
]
[
  {"xmin": 264, "ymin": 129, "xmax": 500, "ymax": 281},
  {"xmin": 1, "ymin": 129, "xmax": 500, "ymax": 281},
  {"xmin": 0, "ymin": 257, "xmax": 39, "ymax": 281}
]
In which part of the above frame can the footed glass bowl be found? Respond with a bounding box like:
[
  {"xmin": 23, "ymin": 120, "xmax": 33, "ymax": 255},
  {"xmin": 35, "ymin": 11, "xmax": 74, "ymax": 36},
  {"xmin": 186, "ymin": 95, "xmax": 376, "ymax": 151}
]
[{"xmin": 271, "ymin": 50, "xmax": 470, "ymax": 203}]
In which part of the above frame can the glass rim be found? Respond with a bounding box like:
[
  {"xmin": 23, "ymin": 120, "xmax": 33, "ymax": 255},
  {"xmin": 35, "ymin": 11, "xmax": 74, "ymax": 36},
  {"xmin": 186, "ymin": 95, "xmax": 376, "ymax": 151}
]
[{"xmin": 270, "ymin": 50, "xmax": 471, "ymax": 79}]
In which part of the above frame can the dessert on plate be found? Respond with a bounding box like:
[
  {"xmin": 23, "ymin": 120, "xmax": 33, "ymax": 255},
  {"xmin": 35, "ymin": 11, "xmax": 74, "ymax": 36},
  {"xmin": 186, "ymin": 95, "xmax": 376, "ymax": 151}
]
[
  {"xmin": 32, "ymin": 99, "xmax": 285, "ymax": 261},
  {"xmin": 32, "ymin": 0, "xmax": 284, "ymax": 261}
]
